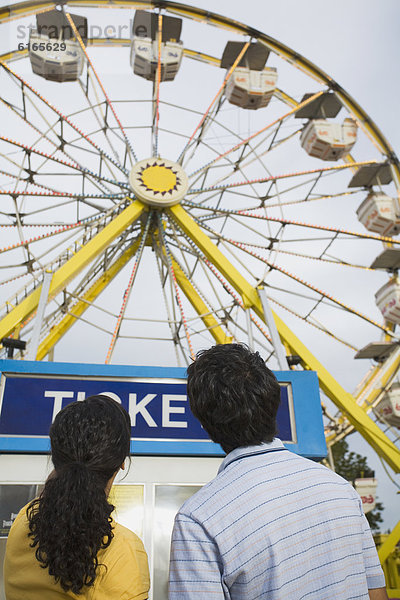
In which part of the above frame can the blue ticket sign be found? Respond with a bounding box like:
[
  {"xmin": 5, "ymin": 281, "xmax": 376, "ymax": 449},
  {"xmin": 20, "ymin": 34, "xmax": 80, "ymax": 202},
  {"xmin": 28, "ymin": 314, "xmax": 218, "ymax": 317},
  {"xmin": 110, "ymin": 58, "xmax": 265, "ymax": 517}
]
[{"xmin": 0, "ymin": 360, "xmax": 326, "ymax": 458}]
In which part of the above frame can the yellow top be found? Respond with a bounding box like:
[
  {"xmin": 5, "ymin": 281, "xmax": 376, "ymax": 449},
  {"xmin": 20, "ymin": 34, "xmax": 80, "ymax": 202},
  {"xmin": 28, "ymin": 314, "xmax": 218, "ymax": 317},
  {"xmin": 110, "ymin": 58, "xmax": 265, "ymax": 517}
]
[{"xmin": 4, "ymin": 505, "xmax": 150, "ymax": 600}]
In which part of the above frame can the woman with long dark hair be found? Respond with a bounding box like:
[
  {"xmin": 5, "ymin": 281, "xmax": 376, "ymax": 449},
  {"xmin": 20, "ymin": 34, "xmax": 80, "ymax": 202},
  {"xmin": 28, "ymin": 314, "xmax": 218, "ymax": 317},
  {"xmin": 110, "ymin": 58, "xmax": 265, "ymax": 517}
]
[{"xmin": 4, "ymin": 394, "xmax": 150, "ymax": 599}]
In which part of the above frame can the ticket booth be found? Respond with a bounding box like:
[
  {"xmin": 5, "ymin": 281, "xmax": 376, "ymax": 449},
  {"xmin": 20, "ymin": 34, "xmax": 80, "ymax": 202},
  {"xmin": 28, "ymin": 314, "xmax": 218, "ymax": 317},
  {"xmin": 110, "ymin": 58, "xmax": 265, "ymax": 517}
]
[{"xmin": 0, "ymin": 360, "xmax": 326, "ymax": 599}]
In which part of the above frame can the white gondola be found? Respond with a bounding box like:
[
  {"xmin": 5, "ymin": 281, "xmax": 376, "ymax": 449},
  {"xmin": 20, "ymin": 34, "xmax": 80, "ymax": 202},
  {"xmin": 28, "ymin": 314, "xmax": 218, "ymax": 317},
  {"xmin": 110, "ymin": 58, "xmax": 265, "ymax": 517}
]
[
  {"xmin": 221, "ymin": 41, "xmax": 274, "ymax": 110},
  {"xmin": 375, "ymin": 277, "xmax": 400, "ymax": 324},
  {"xmin": 300, "ymin": 117, "xmax": 357, "ymax": 161},
  {"xmin": 130, "ymin": 38, "xmax": 183, "ymax": 82},
  {"xmin": 130, "ymin": 11, "xmax": 183, "ymax": 82},
  {"xmin": 29, "ymin": 10, "xmax": 87, "ymax": 82},
  {"xmin": 225, "ymin": 66, "xmax": 278, "ymax": 110},
  {"xmin": 356, "ymin": 192, "xmax": 399, "ymax": 236},
  {"xmin": 376, "ymin": 383, "xmax": 400, "ymax": 427},
  {"xmin": 353, "ymin": 478, "xmax": 378, "ymax": 513}
]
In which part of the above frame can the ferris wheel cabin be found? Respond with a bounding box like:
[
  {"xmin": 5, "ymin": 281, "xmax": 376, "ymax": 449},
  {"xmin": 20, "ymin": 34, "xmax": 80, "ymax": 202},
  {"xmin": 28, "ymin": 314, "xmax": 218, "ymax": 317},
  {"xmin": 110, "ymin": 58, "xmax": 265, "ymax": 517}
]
[
  {"xmin": 130, "ymin": 11, "xmax": 183, "ymax": 82},
  {"xmin": 28, "ymin": 10, "xmax": 87, "ymax": 82},
  {"xmin": 356, "ymin": 192, "xmax": 400, "ymax": 236},
  {"xmin": 221, "ymin": 41, "xmax": 277, "ymax": 110},
  {"xmin": 353, "ymin": 477, "xmax": 378, "ymax": 513},
  {"xmin": 300, "ymin": 117, "xmax": 358, "ymax": 161},
  {"xmin": 295, "ymin": 92, "xmax": 357, "ymax": 160},
  {"xmin": 376, "ymin": 383, "xmax": 400, "ymax": 428},
  {"xmin": 375, "ymin": 277, "xmax": 400, "ymax": 325}
]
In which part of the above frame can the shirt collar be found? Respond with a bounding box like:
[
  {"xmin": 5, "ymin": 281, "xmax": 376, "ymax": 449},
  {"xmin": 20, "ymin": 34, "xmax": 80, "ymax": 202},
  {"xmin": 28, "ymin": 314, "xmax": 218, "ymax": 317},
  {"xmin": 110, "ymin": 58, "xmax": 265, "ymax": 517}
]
[{"xmin": 218, "ymin": 438, "xmax": 286, "ymax": 474}]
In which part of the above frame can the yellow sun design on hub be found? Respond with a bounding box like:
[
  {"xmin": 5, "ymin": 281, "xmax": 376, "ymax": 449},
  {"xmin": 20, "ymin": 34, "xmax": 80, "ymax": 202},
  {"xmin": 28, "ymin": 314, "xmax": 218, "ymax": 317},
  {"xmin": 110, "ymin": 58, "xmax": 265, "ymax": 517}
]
[
  {"xmin": 141, "ymin": 165, "xmax": 178, "ymax": 194},
  {"xmin": 129, "ymin": 157, "xmax": 189, "ymax": 207}
]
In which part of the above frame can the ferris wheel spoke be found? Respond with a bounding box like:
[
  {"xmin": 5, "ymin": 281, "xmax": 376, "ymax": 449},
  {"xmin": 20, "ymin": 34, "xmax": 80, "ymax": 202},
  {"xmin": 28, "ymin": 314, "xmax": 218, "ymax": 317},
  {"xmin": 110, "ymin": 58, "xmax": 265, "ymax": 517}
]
[
  {"xmin": 9, "ymin": 222, "xmax": 98, "ymax": 281},
  {"xmin": 177, "ymin": 40, "xmax": 251, "ymax": 165},
  {"xmin": 105, "ymin": 211, "xmax": 152, "ymax": 363},
  {"xmin": 166, "ymin": 103, "xmax": 256, "ymax": 194},
  {"xmin": 0, "ymin": 172, "xmax": 122, "ymax": 219},
  {"xmin": 193, "ymin": 215, "xmax": 372, "ymax": 271},
  {"xmin": 183, "ymin": 99, "xmax": 252, "ymax": 179},
  {"xmin": 200, "ymin": 253, "xmax": 273, "ymax": 348},
  {"xmin": 0, "ymin": 61, "xmax": 128, "ymax": 177},
  {"xmin": 153, "ymin": 241, "xmax": 182, "ymax": 366},
  {"xmin": 268, "ymin": 294, "xmax": 358, "ymax": 351},
  {"xmin": 0, "ymin": 221, "xmax": 87, "ymax": 256},
  {"xmin": 224, "ymin": 239, "xmax": 376, "ymax": 350},
  {"xmin": 264, "ymin": 189, "xmax": 360, "ymax": 209},
  {"xmin": 163, "ymin": 240, "xmax": 235, "ymax": 345},
  {"xmin": 165, "ymin": 223, "xmax": 234, "ymax": 338},
  {"xmin": 190, "ymin": 186, "xmax": 360, "ymax": 211},
  {"xmin": 35, "ymin": 231, "xmax": 144, "ymax": 359},
  {"xmin": 204, "ymin": 144, "xmax": 283, "ymax": 220},
  {"xmin": 76, "ymin": 81, "xmax": 127, "ymax": 167},
  {"xmin": 166, "ymin": 217, "xmax": 273, "ymax": 348},
  {"xmin": 186, "ymin": 104, "xmax": 270, "ymax": 189},
  {"xmin": 252, "ymin": 244, "xmax": 373, "ymax": 271},
  {"xmin": 189, "ymin": 171, "xmax": 331, "ymax": 209},
  {"xmin": 65, "ymin": 11, "xmax": 137, "ymax": 165},
  {"xmin": 7, "ymin": 152, "xmax": 37, "ymax": 269},
  {"xmin": 0, "ymin": 269, "xmax": 41, "ymax": 290},
  {"xmin": 0, "ymin": 135, "xmax": 127, "ymax": 194},
  {"xmin": 238, "ymin": 127, "xmax": 303, "ymax": 175},
  {"xmin": 189, "ymin": 208, "xmax": 288, "ymax": 256},
  {"xmin": 210, "ymin": 227, "xmax": 394, "ymax": 335},
  {"xmin": 3, "ymin": 204, "xmax": 130, "ymax": 287},
  {"xmin": 201, "ymin": 219, "xmax": 375, "ymax": 322},
  {"xmin": 0, "ymin": 188, "xmax": 123, "ymax": 203},
  {"xmin": 188, "ymin": 145, "xmax": 272, "ymax": 208},
  {"xmin": 151, "ymin": 12, "xmax": 163, "ymax": 157},
  {"xmin": 228, "ymin": 110, "xmax": 302, "ymax": 174},
  {"xmin": 0, "ymin": 167, "xmax": 115, "ymax": 203},
  {"xmin": 158, "ymin": 214, "xmax": 195, "ymax": 360},
  {"xmin": 8, "ymin": 224, "xmax": 141, "ymax": 352},
  {"xmin": 0, "ymin": 95, "xmax": 121, "ymax": 197},
  {"xmin": 188, "ymin": 159, "xmax": 378, "ymax": 195},
  {"xmin": 181, "ymin": 95, "xmax": 226, "ymax": 171},
  {"xmin": 187, "ymin": 201, "xmax": 400, "ymax": 246}
]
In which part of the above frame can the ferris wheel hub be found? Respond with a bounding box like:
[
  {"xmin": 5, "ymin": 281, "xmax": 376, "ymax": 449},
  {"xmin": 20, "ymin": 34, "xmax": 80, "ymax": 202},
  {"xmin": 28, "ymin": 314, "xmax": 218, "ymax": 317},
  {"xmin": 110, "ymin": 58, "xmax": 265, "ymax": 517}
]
[{"xmin": 129, "ymin": 157, "xmax": 189, "ymax": 207}]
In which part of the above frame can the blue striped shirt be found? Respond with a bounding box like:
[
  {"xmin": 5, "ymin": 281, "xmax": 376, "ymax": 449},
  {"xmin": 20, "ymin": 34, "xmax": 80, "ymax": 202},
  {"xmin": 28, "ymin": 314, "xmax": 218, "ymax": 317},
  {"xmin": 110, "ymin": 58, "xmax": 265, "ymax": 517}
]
[{"xmin": 168, "ymin": 439, "xmax": 385, "ymax": 599}]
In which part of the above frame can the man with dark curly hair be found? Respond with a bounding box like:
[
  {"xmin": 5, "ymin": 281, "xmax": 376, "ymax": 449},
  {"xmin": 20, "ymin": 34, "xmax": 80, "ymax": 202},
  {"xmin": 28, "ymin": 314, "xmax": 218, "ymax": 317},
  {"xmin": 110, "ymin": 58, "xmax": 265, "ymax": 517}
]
[{"xmin": 168, "ymin": 343, "xmax": 387, "ymax": 600}]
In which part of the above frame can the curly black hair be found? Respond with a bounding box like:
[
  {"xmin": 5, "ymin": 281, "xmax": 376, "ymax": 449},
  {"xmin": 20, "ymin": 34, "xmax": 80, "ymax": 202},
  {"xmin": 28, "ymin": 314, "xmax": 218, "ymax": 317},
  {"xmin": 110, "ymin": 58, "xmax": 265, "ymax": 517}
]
[
  {"xmin": 187, "ymin": 343, "xmax": 281, "ymax": 453},
  {"xmin": 26, "ymin": 394, "xmax": 131, "ymax": 594}
]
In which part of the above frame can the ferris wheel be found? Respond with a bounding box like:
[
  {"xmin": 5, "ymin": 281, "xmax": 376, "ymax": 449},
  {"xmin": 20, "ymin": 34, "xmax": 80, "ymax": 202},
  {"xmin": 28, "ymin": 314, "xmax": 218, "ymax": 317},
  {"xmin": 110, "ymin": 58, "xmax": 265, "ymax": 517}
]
[{"xmin": 0, "ymin": 0, "xmax": 400, "ymax": 477}]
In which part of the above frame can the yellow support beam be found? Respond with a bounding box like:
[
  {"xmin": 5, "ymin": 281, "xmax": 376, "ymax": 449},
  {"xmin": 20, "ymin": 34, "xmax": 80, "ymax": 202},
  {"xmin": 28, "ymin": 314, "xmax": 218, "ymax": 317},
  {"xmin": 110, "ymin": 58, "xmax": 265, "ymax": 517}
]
[
  {"xmin": 267, "ymin": 311, "xmax": 400, "ymax": 472},
  {"xmin": 168, "ymin": 204, "xmax": 400, "ymax": 472},
  {"xmin": 170, "ymin": 256, "xmax": 233, "ymax": 345},
  {"xmin": 379, "ymin": 519, "xmax": 400, "ymax": 564},
  {"xmin": 352, "ymin": 354, "xmax": 400, "ymax": 437},
  {"xmin": 0, "ymin": 200, "xmax": 145, "ymax": 342},
  {"xmin": 36, "ymin": 238, "xmax": 142, "ymax": 360},
  {"xmin": 325, "ymin": 347, "xmax": 400, "ymax": 445},
  {"xmin": 357, "ymin": 358, "xmax": 400, "ymax": 412}
]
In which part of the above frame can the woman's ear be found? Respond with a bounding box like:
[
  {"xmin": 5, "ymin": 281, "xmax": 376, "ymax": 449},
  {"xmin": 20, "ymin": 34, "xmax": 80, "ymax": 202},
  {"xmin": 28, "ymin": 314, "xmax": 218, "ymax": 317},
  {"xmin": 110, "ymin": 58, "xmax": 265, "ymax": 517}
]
[{"xmin": 120, "ymin": 461, "xmax": 125, "ymax": 471}]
